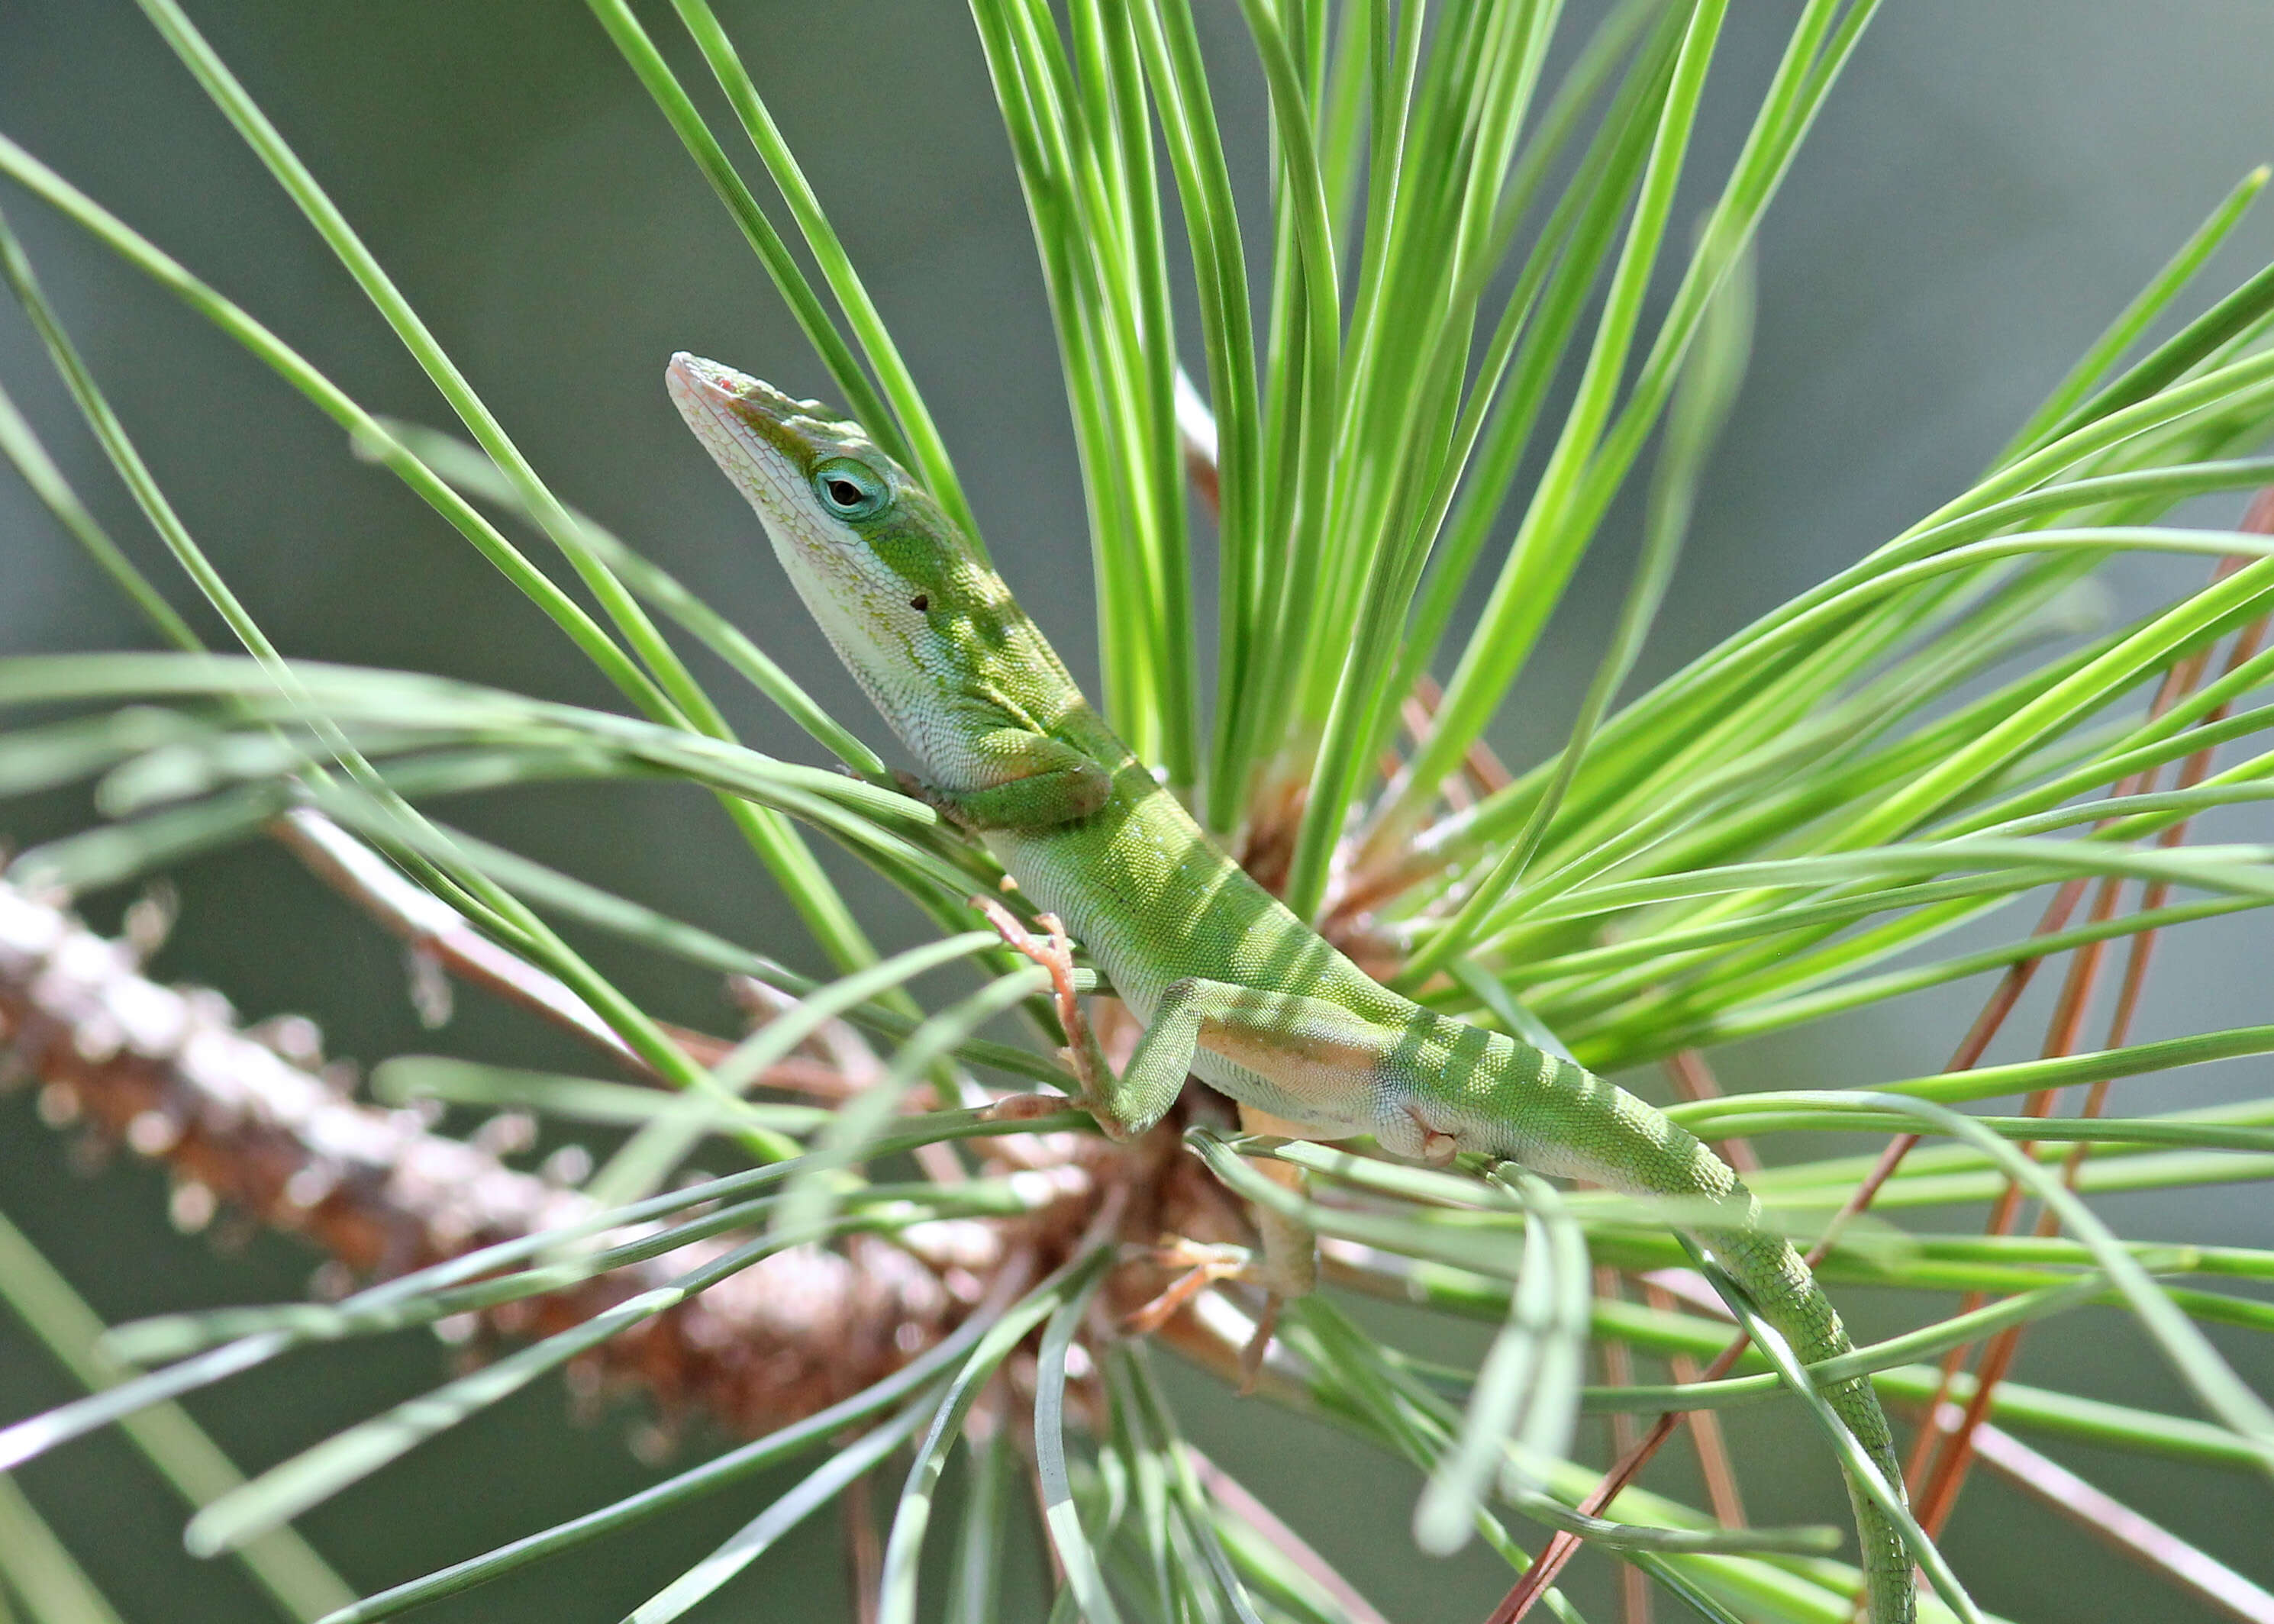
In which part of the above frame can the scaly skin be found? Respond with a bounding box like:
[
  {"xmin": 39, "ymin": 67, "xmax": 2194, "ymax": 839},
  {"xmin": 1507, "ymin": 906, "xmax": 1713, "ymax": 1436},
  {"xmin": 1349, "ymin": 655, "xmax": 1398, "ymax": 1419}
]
[{"xmin": 667, "ymin": 353, "xmax": 1914, "ymax": 1622}]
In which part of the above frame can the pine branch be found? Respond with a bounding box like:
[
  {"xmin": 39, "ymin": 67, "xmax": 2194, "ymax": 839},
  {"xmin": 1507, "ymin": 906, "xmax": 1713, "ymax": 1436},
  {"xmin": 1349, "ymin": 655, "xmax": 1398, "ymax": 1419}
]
[{"xmin": 0, "ymin": 874, "xmax": 1105, "ymax": 1437}]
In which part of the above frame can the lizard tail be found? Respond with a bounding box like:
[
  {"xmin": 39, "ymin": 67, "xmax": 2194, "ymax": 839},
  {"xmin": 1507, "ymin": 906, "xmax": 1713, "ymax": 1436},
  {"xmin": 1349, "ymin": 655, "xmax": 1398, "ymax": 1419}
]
[
  {"xmin": 1697, "ymin": 1220, "xmax": 1916, "ymax": 1624},
  {"xmin": 1515, "ymin": 1068, "xmax": 1916, "ymax": 1622}
]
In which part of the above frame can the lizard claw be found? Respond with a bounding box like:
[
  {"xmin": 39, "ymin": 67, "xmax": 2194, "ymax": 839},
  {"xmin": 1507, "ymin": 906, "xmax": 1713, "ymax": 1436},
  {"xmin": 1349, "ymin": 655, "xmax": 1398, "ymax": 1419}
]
[
  {"xmin": 1238, "ymin": 1295, "xmax": 1283, "ymax": 1396},
  {"xmin": 973, "ymin": 894, "xmax": 1105, "ymax": 1103}
]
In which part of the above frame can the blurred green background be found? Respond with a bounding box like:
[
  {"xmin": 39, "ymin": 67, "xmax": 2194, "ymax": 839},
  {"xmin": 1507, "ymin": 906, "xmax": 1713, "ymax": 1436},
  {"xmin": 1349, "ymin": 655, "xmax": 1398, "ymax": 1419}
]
[{"xmin": 3, "ymin": 2, "xmax": 2273, "ymax": 1619}]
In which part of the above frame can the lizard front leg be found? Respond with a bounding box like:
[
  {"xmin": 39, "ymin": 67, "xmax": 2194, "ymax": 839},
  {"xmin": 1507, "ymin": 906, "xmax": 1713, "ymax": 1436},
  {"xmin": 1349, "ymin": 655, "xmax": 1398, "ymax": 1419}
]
[
  {"xmin": 898, "ymin": 718, "xmax": 1112, "ymax": 833},
  {"xmin": 972, "ymin": 895, "xmax": 1113, "ymax": 1107}
]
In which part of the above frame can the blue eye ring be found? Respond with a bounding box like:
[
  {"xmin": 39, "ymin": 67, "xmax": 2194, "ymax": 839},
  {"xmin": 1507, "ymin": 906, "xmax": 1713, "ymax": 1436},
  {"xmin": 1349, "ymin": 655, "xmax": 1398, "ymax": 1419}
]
[{"xmin": 811, "ymin": 456, "xmax": 889, "ymax": 520}]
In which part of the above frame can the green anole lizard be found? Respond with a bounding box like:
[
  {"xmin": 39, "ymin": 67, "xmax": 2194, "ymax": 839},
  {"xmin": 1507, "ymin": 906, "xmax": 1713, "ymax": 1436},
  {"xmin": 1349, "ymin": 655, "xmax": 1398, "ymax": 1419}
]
[{"xmin": 668, "ymin": 353, "xmax": 1914, "ymax": 1623}]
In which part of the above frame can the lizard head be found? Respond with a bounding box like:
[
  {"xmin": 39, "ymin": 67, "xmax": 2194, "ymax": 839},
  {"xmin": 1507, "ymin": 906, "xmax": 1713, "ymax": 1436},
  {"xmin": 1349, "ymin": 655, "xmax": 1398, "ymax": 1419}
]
[{"xmin": 667, "ymin": 353, "xmax": 1001, "ymax": 713}]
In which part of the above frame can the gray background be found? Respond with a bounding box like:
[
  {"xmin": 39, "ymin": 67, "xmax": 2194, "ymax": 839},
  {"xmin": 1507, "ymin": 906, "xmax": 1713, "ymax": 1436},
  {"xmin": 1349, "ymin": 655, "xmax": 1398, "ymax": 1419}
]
[{"xmin": 2, "ymin": 2, "xmax": 2272, "ymax": 1619}]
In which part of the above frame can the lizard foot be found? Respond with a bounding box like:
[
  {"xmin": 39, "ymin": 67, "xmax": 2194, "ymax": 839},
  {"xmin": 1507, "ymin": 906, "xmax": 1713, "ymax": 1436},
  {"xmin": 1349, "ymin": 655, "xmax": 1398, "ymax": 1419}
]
[
  {"xmin": 972, "ymin": 894, "xmax": 1105, "ymax": 1104},
  {"xmin": 1124, "ymin": 1242, "xmax": 1292, "ymax": 1389},
  {"xmin": 1122, "ymin": 1239, "xmax": 1255, "ymax": 1336}
]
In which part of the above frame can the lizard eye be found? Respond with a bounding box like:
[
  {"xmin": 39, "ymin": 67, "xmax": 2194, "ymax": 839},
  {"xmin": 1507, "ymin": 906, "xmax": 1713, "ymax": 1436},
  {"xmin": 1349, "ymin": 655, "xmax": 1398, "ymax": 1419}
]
[{"xmin": 811, "ymin": 456, "xmax": 889, "ymax": 521}]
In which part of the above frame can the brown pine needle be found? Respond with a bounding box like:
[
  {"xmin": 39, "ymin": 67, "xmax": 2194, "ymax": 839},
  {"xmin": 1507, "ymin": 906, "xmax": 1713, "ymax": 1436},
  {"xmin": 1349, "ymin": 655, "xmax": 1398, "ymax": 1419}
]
[
  {"xmin": 1909, "ymin": 573, "xmax": 2274, "ymax": 1533},
  {"xmin": 1954, "ymin": 1405, "xmax": 2274, "ymax": 1624}
]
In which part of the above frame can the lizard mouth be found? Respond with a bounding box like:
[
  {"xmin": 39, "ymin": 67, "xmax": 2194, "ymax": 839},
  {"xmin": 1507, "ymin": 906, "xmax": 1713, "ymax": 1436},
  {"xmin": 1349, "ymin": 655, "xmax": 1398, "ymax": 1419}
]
[
  {"xmin": 666, "ymin": 352, "xmax": 857, "ymax": 434},
  {"xmin": 665, "ymin": 353, "xmax": 823, "ymax": 508},
  {"xmin": 666, "ymin": 352, "xmax": 802, "ymax": 417},
  {"xmin": 666, "ymin": 353, "xmax": 880, "ymax": 480}
]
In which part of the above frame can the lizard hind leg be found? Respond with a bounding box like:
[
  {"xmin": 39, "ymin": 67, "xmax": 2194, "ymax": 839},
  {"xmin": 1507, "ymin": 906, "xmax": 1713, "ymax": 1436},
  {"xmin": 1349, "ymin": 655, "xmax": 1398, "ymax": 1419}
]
[
  {"xmin": 1234, "ymin": 1105, "xmax": 1320, "ymax": 1392},
  {"xmin": 1121, "ymin": 1107, "xmax": 1318, "ymax": 1394},
  {"xmin": 1237, "ymin": 1105, "xmax": 1321, "ymax": 1298}
]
